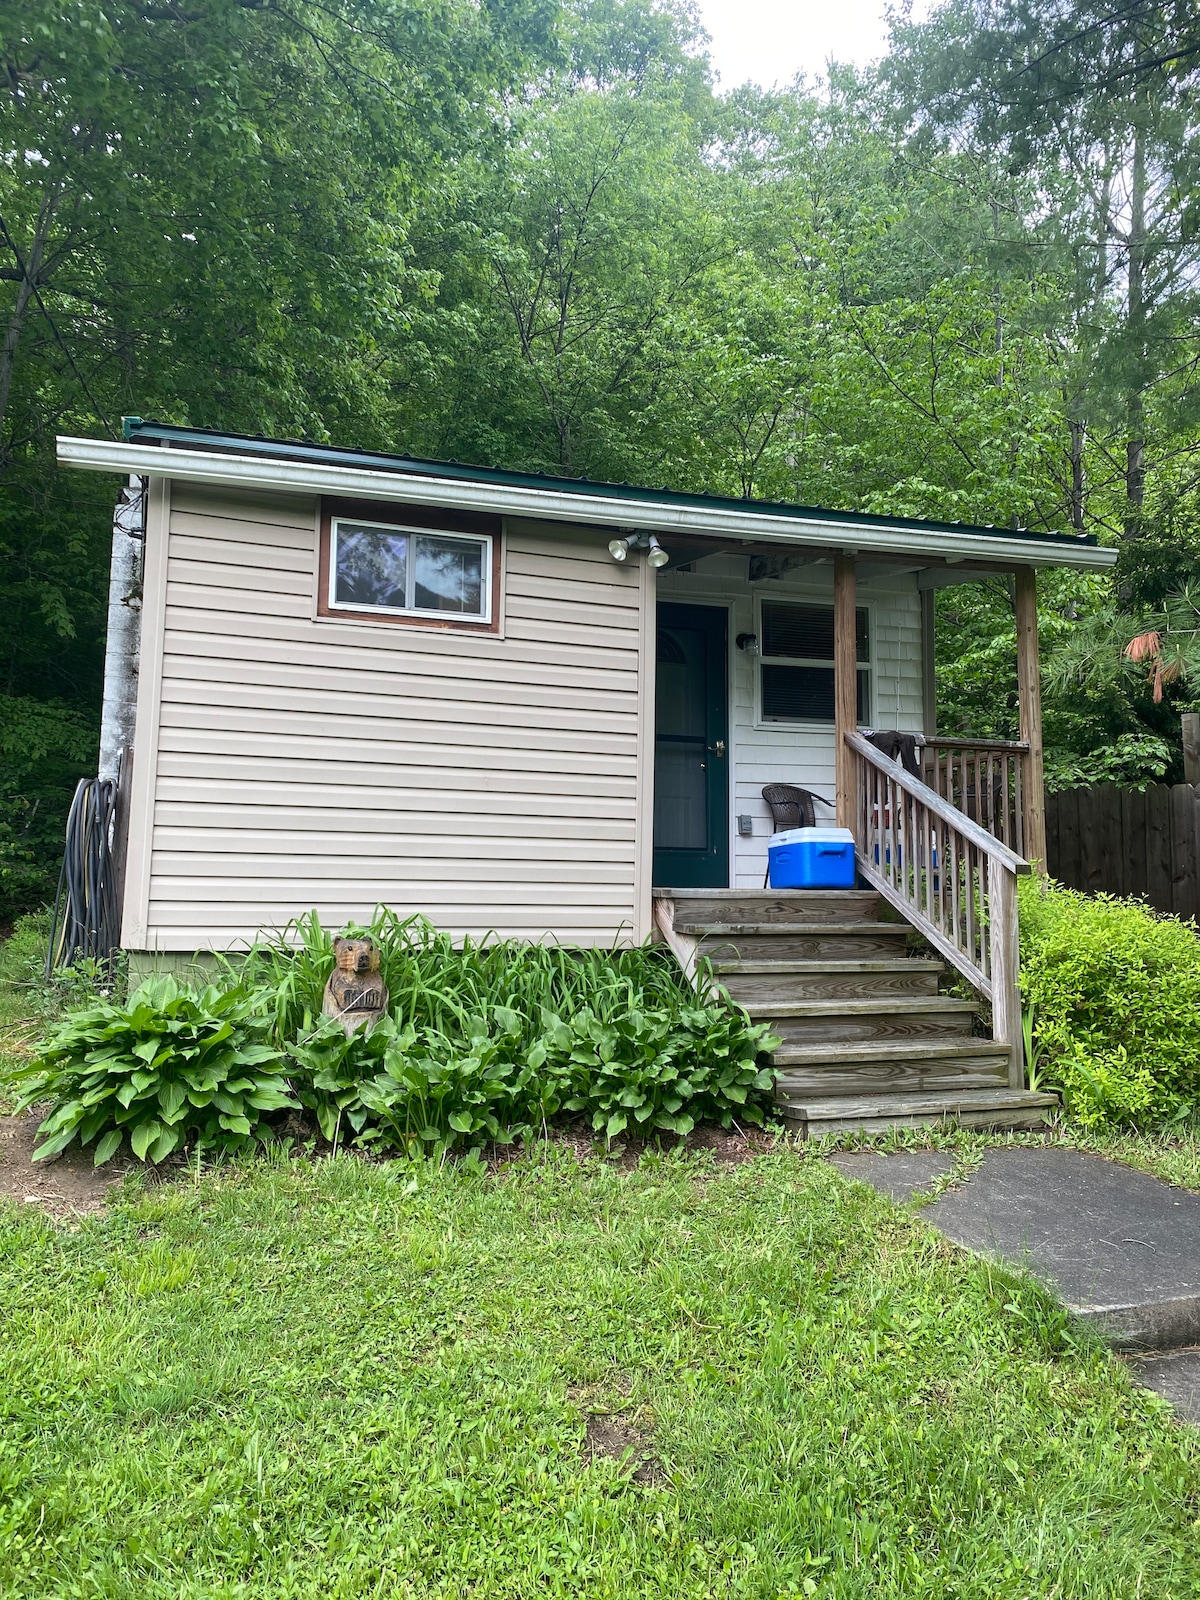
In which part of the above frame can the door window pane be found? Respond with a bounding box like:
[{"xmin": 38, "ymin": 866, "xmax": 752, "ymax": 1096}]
[
  {"xmin": 656, "ymin": 627, "xmax": 707, "ymax": 738},
  {"xmin": 414, "ymin": 534, "xmax": 484, "ymax": 614},
  {"xmin": 654, "ymin": 742, "xmax": 708, "ymax": 850},
  {"xmin": 334, "ymin": 524, "xmax": 408, "ymax": 609}
]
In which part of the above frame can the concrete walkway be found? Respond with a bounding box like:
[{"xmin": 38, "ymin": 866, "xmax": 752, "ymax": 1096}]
[{"xmin": 830, "ymin": 1146, "xmax": 1200, "ymax": 1424}]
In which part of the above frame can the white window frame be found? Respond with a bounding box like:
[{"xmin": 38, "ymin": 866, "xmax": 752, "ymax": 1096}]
[
  {"xmin": 755, "ymin": 596, "xmax": 872, "ymax": 727},
  {"xmin": 328, "ymin": 515, "xmax": 494, "ymax": 625}
]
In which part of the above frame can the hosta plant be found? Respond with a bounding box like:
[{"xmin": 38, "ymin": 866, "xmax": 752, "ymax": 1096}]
[
  {"xmin": 285, "ymin": 1007, "xmax": 552, "ymax": 1153},
  {"xmin": 13, "ymin": 975, "xmax": 295, "ymax": 1165},
  {"xmin": 536, "ymin": 1002, "xmax": 778, "ymax": 1140}
]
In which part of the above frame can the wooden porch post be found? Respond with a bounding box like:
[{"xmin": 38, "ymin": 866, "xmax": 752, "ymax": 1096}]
[
  {"xmin": 1015, "ymin": 566, "xmax": 1047, "ymax": 868},
  {"xmin": 834, "ymin": 552, "xmax": 857, "ymax": 828}
]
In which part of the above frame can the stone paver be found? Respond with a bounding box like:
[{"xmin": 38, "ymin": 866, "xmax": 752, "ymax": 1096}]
[
  {"xmin": 1128, "ymin": 1349, "xmax": 1200, "ymax": 1425},
  {"xmin": 831, "ymin": 1147, "xmax": 1200, "ymax": 1351}
]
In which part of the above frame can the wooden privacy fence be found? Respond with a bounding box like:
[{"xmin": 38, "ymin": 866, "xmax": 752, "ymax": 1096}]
[{"xmin": 1046, "ymin": 783, "xmax": 1200, "ymax": 920}]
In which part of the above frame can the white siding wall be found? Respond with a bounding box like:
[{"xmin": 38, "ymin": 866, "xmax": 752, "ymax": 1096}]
[
  {"xmin": 123, "ymin": 486, "xmax": 653, "ymax": 950},
  {"xmin": 658, "ymin": 555, "xmax": 924, "ymax": 889}
]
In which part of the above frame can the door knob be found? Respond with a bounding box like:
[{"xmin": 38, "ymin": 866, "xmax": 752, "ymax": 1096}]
[{"xmin": 713, "ymin": 740, "xmax": 726, "ymax": 758}]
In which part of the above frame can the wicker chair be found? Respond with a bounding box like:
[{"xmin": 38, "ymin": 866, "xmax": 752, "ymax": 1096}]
[{"xmin": 761, "ymin": 784, "xmax": 834, "ymax": 886}]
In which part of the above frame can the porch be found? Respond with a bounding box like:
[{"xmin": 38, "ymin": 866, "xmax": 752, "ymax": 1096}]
[{"xmin": 650, "ymin": 542, "xmax": 1053, "ymax": 1135}]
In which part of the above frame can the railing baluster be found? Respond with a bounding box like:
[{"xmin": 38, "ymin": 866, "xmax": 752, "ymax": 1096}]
[{"xmin": 849, "ymin": 731, "xmax": 1028, "ymax": 1087}]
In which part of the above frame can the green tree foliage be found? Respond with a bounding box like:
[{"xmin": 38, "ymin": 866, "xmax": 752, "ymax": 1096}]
[{"xmin": 4, "ymin": 0, "xmax": 1200, "ymax": 917}]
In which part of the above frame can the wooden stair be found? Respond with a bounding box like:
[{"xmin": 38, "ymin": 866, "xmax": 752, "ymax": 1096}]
[{"xmin": 662, "ymin": 888, "xmax": 1056, "ymax": 1138}]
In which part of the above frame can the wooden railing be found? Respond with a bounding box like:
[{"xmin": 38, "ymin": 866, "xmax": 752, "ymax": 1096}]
[
  {"xmin": 921, "ymin": 737, "xmax": 1030, "ymax": 859},
  {"xmin": 847, "ymin": 731, "xmax": 1031, "ymax": 1086}
]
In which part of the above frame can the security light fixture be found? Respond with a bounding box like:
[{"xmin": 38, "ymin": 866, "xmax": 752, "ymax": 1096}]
[{"xmin": 608, "ymin": 531, "xmax": 670, "ymax": 568}]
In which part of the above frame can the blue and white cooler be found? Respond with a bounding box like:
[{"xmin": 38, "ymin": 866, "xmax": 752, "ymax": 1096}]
[{"xmin": 767, "ymin": 825, "xmax": 857, "ymax": 890}]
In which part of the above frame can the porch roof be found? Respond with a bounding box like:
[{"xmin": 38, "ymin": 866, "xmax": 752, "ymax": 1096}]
[{"xmin": 57, "ymin": 420, "xmax": 1117, "ymax": 573}]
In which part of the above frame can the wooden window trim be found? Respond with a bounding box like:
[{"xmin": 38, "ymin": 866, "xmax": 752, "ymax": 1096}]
[{"xmin": 317, "ymin": 497, "xmax": 503, "ymax": 633}]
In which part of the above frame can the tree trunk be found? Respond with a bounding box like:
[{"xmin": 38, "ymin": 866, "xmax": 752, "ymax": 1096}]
[
  {"xmin": 1124, "ymin": 112, "xmax": 1148, "ymax": 536},
  {"xmin": 0, "ymin": 189, "xmax": 59, "ymax": 455},
  {"xmin": 1069, "ymin": 416, "xmax": 1087, "ymax": 532}
]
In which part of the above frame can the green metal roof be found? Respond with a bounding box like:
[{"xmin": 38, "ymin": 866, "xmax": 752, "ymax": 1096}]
[{"xmin": 122, "ymin": 417, "xmax": 1103, "ymax": 552}]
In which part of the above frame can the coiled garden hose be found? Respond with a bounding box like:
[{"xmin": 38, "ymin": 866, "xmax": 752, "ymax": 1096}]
[{"xmin": 46, "ymin": 777, "xmax": 121, "ymax": 978}]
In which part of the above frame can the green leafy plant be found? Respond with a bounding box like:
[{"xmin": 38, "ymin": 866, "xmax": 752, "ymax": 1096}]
[
  {"xmin": 536, "ymin": 1002, "xmax": 776, "ymax": 1140},
  {"xmin": 1020, "ymin": 876, "xmax": 1200, "ymax": 1126},
  {"xmin": 239, "ymin": 909, "xmax": 778, "ymax": 1152},
  {"xmin": 13, "ymin": 975, "xmax": 295, "ymax": 1165}
]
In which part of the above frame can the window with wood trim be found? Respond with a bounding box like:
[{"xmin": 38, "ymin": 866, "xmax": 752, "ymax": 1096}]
[
  {"xmin": 318, "ymin": 500, "xmax": 501, "ymax": 631},
  {"xmin": 758, "ymin": 600, "xmax": 870, "ymax": 723}
]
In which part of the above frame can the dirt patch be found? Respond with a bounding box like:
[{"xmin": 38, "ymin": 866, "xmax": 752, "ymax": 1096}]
[
  {"xmin": 0, "ymin": 1109, "xmax": 134, "ymax": 1220},
  {"xmin": 571, "ymin": 1381, "xmax": 663, "ymax": 1485}
]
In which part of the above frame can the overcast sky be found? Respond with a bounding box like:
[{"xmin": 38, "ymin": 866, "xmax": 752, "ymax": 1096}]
[{"xmin": 694, "ymin": 0, "xmax": 925, "ymax": 90}]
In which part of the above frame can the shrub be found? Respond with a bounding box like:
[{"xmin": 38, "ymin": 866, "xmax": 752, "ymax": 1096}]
[
  {"xmin": 246, "ymin": 909, "xmax": 778, "ymax": 1152},
  {"xmin": 16, "ymin": 911, "xmax": 778, "ymax": 1165},
  {"xmin": 284, "ymin": 1010, "xmax": 544, "ymax": 1153},
  {"xmin": 12, "ymin": 974, "xmax": 296, "ymax": 1164},
  {"xmin": 1019, "ymin": 876, "xmax": 1200, "ymax": 1126}
]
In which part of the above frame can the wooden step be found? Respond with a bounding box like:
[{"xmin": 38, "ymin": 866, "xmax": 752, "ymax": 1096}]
[
  {"xmin": 778, "ymin": 1086, "xmax": 1059, "ymax": 1138},
  {"xmin": 781, "ymin": 1065, "xmax": 1008, "ymax": 1097},
  {"xmin": 718, "ymin": 959, "xmax": 944, "ymax": 1002},
  {"xmin": 750, "ymin": 995, "xmax": 977, "ymax": 1044},
  {"xmin": 687, "ymin": 923, "xmax": 910, "ymax": 961},
  {"xmin": 658, "ymin": 889, "xmax": 880, "ymax": 927},
  {"xmin": 775, "ymin": 1033, "xmax": 1004, "ymax": 1095}
]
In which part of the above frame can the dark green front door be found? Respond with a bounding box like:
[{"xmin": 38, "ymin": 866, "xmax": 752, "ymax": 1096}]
[{"xmin": 653, "ymin": 602, "xmax": 729, "ymax": 889}]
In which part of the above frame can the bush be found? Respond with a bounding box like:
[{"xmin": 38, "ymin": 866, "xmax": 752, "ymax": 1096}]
[
  {"xmin": 15, "ymin": 911, "xmax": 778, "ymax": 1165},
  {"xmin": 1020, "ymin": 876, "xmax": 1200, "ymax": 1126},
  {"xmin": 246, "ymin": 909, "xmax": 778, "ymax": 1154},
  {"xmin": 12, "ymin": 974, "xmax": 296, "ymax": 1164}
]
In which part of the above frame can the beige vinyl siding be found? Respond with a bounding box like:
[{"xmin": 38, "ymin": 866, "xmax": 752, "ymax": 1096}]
[
  {"xmin": 658, "ymin": 555, "xmax": 923, "ymax": 889},
  {"xmin": 125, "ymin": 485, "xmax": 650, "ymax": 950}
]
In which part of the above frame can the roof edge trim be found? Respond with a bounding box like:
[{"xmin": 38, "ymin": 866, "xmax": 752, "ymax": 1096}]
[{"xmin": 57, "ymin": 436, "xmax": 1119, "ymax": 572}]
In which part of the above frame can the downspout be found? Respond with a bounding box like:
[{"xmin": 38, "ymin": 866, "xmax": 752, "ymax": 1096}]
[{"xmin": 98, "ymin": 474, "xmax": 146, "ymax": 782}]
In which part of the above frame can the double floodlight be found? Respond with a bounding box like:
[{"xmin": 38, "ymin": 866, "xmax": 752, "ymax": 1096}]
[{"xmin": 608, "ymin": 531, "xmax": 669, "ymax": 568}]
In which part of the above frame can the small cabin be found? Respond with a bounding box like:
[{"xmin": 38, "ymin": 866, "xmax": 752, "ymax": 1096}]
[{"xmin": 60, "ymin": 421, "xmax": 1115, "ymax": 1134}]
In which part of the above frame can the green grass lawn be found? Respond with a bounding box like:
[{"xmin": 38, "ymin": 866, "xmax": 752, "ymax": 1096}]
[{"xmin": 3, "ymin": 1146, "xmax": 1200, "ymax": 1599}]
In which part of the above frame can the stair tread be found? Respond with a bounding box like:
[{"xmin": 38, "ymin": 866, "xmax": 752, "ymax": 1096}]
[
  {"xmin": 774, "ymin": 1039, "xmax": 1008, "ymax": 1067},
  {"xmin": 787, "ymin": 1087, "xmax": 1059, "ymax": 1120},
  {"xmin": 748, "ymin": 996, "xmax": 976, "ymax": 1018},
  {"xmin": 678, "ymin": 921, "xmax": 908, "ymax": 937},
  {"xmin": 714, "ymin": 958, "xmax": 943, "ymax": 975},
  {"xmin": 657, "ymin": 888, "xmax": 876, "ymax": 899}
]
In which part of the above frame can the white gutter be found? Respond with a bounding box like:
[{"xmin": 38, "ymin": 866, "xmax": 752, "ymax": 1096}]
[{"xmin": 57, "ymin": 435, "xmax": 1118, "ymax": 571}]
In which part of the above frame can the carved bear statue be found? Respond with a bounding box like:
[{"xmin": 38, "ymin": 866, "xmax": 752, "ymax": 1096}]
[{"xmin": 322, "ymin": 935, "xmax": 389, "ymax": 1037}]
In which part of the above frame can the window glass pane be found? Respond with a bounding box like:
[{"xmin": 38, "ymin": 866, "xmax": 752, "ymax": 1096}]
[
  {"xmin": 414, "ymin": 534, "xmax": 484, "ymax": 614},
  {"xmin": 334, "ymin": 524, "xmax": 407, "ymax": 609},
  {"xmin": 857, "ymin": 667, "xmax": 869, "ymax": 722},
  {"xmin": 761, "ymin": 602, "xmax": 833, "ymax": 660},
  {"xmin": 760, "ymin": 601, "xmax": 869, "ymax": 662},
  {"xmin": 762, "ymin": 663, "xmax": 835, "ymax": 721}
]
